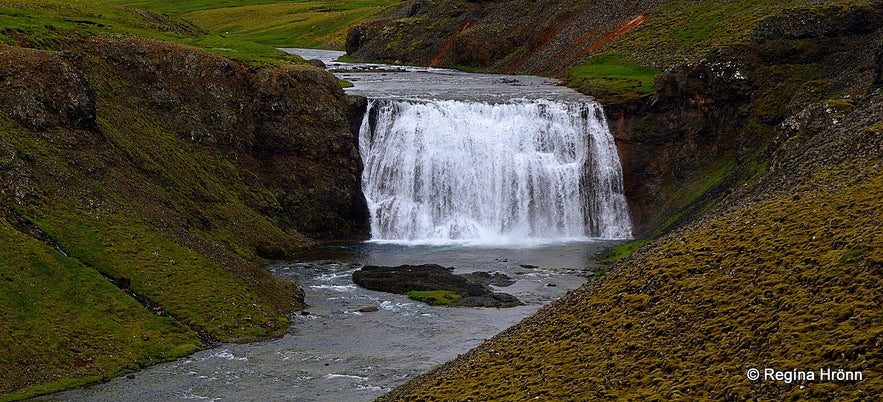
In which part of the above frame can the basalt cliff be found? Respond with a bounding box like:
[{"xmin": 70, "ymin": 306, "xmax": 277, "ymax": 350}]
[{"xmin": 349, "ymin": 0, "xmax": 883, "ymax": 399}]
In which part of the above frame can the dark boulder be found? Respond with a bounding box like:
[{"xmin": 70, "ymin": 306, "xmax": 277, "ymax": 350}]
[
  {"xmin": 352, "ymin": 264, "xmax": 522, "ymax": 307},
  {"xmin": 353, "ymin": 264, "xmax": 484, "ymax": 296},
  {"xmin": 457, "ymin": 293, "xmax": 522, "ymax": 308}
]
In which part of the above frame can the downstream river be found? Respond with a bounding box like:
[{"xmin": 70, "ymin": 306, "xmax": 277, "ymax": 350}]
[{"xmin": 43, "ymin": 50, "xmax": 628, "ymax": 401}]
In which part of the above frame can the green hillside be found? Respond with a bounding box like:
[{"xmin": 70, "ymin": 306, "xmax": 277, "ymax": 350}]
[
  {"xmin": 0, "ymin": 0, "xmax": 366, "ymax": 399},
  {"xmin": 106, "ymin": 0, "xmax": 399, "ymax": 49}
]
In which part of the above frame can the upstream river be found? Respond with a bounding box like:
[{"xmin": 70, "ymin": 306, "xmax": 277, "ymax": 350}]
[{"xmin": 42, "ymin": 50, "xmax": 629, "ymax": 401}]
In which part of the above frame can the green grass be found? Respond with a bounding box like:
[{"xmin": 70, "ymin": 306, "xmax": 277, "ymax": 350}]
[
  {"xmin": 106, "ymin": 0, "xmax": 399, "ymax": 49},
  {"xmin": 0, "ymin": 217, "xmax": 199, "ymax": 400},
  {"xmin": 0, "ymin": 0, "xmax": 305, "ymax": 67},
  {"xmin": 35, "ymin": 206, "xmax": 287, "ymax": 341},
  {"xmin": 567, "ymin": 53, "xmax": 660, "ymax": 101},
  {"xmin": 407, "ymin": 290, "xmax": 464, "ymax": 306},
  {"xmin": 598, "ymin": 239, "xmax": 652, "ymax": 265}
]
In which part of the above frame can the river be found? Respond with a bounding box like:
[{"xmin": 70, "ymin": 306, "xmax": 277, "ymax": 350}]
[{"xmin": 40, "ymin": 49, "xmax": 630, "ymax": 401}]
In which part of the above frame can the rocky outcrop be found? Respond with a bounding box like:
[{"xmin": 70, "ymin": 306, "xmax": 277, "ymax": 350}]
[
  {"xmin": 352, "ymin": 264, "xmax": 522, "ymax": 307},
  {"xmin": 0, "ymin": 47, "xmax": 96, "ymax": 131},
  {"xmin": 92, "ymin": 37, "xmax": 369, "ymax": 240},
  {"xmin": 607, "ymin": 2, "xmax": 883, "ymax": 236}
]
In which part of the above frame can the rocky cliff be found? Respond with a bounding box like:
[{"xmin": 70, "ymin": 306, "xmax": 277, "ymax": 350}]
[{"xmin": 0, "ymin": 36, "xmax": 367, "ymax": 398}]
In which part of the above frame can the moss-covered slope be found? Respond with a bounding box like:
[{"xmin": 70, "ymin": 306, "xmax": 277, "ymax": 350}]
[
  {"xmin": 379, "ymin": 90, "xmax": 883, "ymax": 401},
  {"xmin": 360, "ymin": 0, "xmax": 883, "ymax": 400},
  {"xmin": 346, "ymin": 0, "xmax": 670, "ymax": 75},
  {"xmin": 0, "ymin": 2, "xmax": 368, "ymax": 399}
]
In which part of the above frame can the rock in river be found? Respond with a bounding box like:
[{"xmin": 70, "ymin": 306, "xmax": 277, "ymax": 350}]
[{"xmin": 352, "ymin": 264, "xmax": 522, "ymax": 307}]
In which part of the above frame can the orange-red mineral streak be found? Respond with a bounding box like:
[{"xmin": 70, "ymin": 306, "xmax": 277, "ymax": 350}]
[{"xmin": 428, "ymin": 21, "xmax": 472, "ymax": 67}]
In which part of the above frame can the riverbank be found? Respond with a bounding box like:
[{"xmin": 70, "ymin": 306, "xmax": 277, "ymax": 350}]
[{"xmin": 40, "ymin": 241, "xmax": 619, "ymax": 401}]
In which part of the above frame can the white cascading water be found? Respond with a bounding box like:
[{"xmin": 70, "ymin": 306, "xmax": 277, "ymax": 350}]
[{"xmin": 358, "ymin": 98, "xmax": 631, "ymax": 245}]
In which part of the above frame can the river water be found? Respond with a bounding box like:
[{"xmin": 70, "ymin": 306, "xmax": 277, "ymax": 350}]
[{"xmin": 42, "ymin": 49, "xmax": 629, "ymax": 401}]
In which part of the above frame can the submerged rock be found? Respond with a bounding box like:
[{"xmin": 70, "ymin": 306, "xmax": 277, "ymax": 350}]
[
  {"xmin": 456, "ymin": 293, "xmax": 522, "ymax": 308},
  {"xmin": 352, "ymin": 264, "xmax": 522, "ymax": 307},
  {"xmin": 463, "ymin": 271, "xmax": 516, "ymax": 287}
]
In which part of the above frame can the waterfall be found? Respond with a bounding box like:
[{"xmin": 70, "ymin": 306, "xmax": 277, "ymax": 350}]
[{"xmin": 358, "ymin": 98, "xmax": 631, "ymax": 245}]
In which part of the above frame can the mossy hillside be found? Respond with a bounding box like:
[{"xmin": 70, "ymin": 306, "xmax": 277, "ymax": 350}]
[
  {"xmin": 0, "ymin": 4, "xmax": 366, "ymax": 396},
  {"xmin": 0, "ymin": 218, "xmax": 200, "ymax": 401},
  {"xmin": 575, "ymin": 0, "xmax": 882, "ymax": 99},
  {"xmin": 35, "ymin": 205, "xmax": 290, "ymax": 341},
  {"xmin": 598, "ymin": 0, "xmax": 852, "ymax": 70},
  {"xmin": 175, "ymin": 0, "xmax": 400, "ymax": 50},
  {"xmin": 0, "ymin": 0, "xmax": 306, "ymax": 67},
  {"xmin": 379, "ymin": 95, "xmax": 883, "ymax": 400},
  {"xmin": 0, "ymin": 42, "xmax": 321, "ymax": 397}
]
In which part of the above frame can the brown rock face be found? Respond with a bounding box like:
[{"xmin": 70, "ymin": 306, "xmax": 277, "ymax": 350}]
[
  {"xmin": 0, "ymin": 46, "xmax": 96, "ymax": 131},
  {"xmin": 87, "ymin": 38, "xmax": 369, "ymax": 241}
]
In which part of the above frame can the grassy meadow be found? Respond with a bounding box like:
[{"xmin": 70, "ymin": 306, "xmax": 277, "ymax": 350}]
[{"xmin": 107, "ymin": 0, "xmax": 400, "ymax": 49}]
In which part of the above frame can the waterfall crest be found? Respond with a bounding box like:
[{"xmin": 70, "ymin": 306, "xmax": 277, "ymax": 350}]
[{"xmin": 358, "ymin": 98, "xmax": 631, "ymax": 245}]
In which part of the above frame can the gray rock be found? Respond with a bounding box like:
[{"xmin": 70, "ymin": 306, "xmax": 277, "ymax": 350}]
[{"xmin": 352, "ymin": 264, "xmax": 522, "ymax": 307}]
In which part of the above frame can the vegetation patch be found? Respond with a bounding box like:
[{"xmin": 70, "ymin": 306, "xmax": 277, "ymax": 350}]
[
  {"xmin": 407, "ymin": 290, "xmax": 463, "ymax": 306},
  {"xmin": 598, "ymin": 239, "xmax": 651, "ymax": 265},
  {"xmin": 0, "ymin": 217, "xmax": 200, "ymax": 400},
  {"xmin": 109, "ymin": 0, "xmax": 399, "ymax": 50},
  {"xmin": 0, "ymin": 0, "xmax": 306, "ymax": 67},
  {"xmin": 567, "ymin": 53, "xmax": 660, "ymax": 101},
  {"xmin": 827, "ymin": 97, "xmax": 856, "ymax": 119}
]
